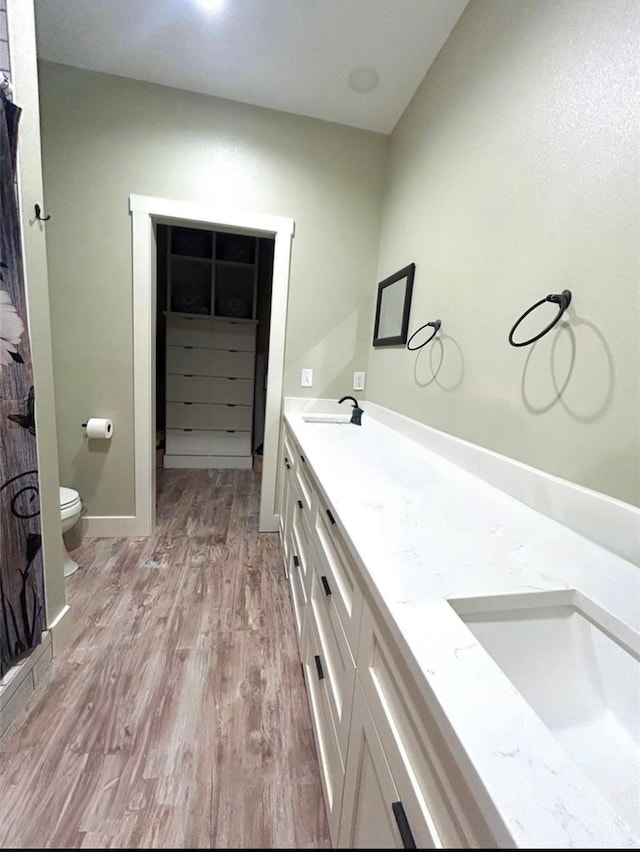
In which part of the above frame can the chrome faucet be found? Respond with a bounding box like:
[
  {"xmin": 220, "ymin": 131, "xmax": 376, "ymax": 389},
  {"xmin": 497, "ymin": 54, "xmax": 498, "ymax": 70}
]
[{"xmin": 338, "ymin": 395, "xmax": 364, "ymax": 426}]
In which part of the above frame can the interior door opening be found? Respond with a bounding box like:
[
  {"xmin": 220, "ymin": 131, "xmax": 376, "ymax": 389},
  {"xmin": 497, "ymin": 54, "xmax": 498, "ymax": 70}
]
[{"xmin": 154, "ymin": 223, "xmax": 275, "ymax": 481}]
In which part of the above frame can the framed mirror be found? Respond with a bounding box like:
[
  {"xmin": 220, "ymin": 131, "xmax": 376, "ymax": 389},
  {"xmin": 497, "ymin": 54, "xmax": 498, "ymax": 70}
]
[{"xmin": 372, "ymin": 263, "xmax": 415, "ymax": 347}]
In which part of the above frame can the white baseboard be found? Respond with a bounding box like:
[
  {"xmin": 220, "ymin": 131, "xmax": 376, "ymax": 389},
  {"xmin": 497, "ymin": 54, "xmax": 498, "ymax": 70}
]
[
  {"xmin": 365, "ymin": 402, "xmax": 639, "ymax": 566},
  {"xmin": 83, "ymin": 515, "xmax": 142, "ymax": 537},
  {"xmin": 163, "ymin": 455, "xmax": 252, "ymax": 469}
]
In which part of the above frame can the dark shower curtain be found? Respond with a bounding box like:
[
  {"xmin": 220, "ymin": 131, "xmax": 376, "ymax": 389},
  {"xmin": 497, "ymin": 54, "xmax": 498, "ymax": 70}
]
[{"xmin": 0, "ymin": 89, "xmax": 45, "ymax": 678}]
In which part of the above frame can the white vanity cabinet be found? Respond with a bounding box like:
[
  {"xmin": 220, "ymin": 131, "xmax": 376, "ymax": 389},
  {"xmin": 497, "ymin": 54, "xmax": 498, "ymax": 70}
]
[
  {"xmin": 279, "ymin": 422, "xmax": 360, "ymax": 845},
  {"xmin": 278, "ymin": 417, "xmax": 498, "ymax": 849}
]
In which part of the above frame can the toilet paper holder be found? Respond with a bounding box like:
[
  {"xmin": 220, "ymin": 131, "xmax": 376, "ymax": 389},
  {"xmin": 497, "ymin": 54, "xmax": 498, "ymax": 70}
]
[{"xmin": 82, "ymin": 418, "xmax": 114, "ymax": 439}]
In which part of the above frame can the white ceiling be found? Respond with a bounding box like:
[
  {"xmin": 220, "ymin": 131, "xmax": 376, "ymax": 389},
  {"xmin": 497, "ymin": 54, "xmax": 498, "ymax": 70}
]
[{"xmin": 33, "ymin": 0, "xmax": 469, "ymax": 134}]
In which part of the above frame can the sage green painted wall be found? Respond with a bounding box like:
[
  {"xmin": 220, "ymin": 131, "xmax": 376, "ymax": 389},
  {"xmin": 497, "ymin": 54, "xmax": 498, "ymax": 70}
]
[
  {"xmin": 8, "ymin": 0, "xmax": 65, "ymax": 624},
  {"xmin": 368, "ymin": 0, "xmax": 639, "ymax": 505},
  {"xmin": 38, "ymin": 63, "xmax": 387, "ymax": 517}
]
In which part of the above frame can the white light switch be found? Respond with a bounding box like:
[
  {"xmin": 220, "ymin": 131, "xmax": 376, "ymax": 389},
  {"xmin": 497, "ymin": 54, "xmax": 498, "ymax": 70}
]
[
  {"xmin": 301, "ymin": 368, "xmax": 313, "ymax": 388},
  {"xmin": 353, "ymin": 371, "xmax": 366, "ymax": 391}
]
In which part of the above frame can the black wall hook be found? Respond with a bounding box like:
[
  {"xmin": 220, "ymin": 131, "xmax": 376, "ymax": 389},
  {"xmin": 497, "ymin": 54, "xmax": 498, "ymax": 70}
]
[
  {"xmin": 508, "ymin": 290, "xmax": 572, "ymax": 347},
  {"xmin": 34, "ymin": 204, "xmax": 51, "ymax": 222},
  {"xmin": 407, "ymin": 320, "xmax": 441, "ymax": 351}
]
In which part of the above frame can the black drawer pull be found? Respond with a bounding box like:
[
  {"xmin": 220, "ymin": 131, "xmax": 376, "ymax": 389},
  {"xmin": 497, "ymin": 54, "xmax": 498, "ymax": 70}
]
[
  {"xmin": 300, "ymin": 454, "xmax": 305, "ymax": 463},
  {"xmin": 284, "ymin": 461, "xmax": 291, "ymax": 469},
  {"xmin": 293, "ymin": 554, "xmax": 299, "ymax": 567},
  {"xmin": 228, "ymin": 377, "xmax": 237, "ymax": 381},
  {"xmin": 229, "ymin": 349, "xmax": 238, "ymax": 353},
  {"xmin": 183, "ymin": 429, "xmax": 193, "ymax": 432},
  {"xmin": 392, "ymin": 802, "xmax": 416, "ymax": 849},
  {"xmin": 314, "ymin": 654, "xmax": 324, "ymax": 681},
  {"xmin": 226, "ymin": 430, "xmax": 235, "ymax": 433},
  {"xmin": 226, "ymin": 404, "xmax": 236, "ymax": 407},
  {"xmin": 183, "ymin": 345, "xmax": 193, "ymax": 349},
  {"xmin": 321, "ymin": 575, "xmax": 332, "ymax": 596},
  {"xmin": 326, "ymin": 508, "xmax": 336, "ymax": 525},
  {"xmin": 297, "ymin": 500, "xmax": 303, "ymax": 510},
  {"xmin": 183, "ymin": 374, "xmax": 193, "ymax": 377},
  {"xmin": 183, "ymin": 402, "xmax": 193, "ymax": 406}
]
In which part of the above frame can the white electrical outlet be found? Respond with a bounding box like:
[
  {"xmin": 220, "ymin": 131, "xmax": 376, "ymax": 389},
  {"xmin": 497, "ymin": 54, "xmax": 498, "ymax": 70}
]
[
  {"xmin": 301, "ymin": 368, "xmax": 313, "ymax": 388},
  {"xmin": 353, "ymin": 371, "xmax": 366, "ymax": 391}
]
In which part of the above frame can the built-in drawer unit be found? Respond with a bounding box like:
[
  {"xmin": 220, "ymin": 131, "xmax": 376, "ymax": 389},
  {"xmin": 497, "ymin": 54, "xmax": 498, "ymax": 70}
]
[
  {"xmin": 166, "ymin": 315, "xmax": 256, "ymax": 351},
  {"xmin": 166, "ymin": 345, "xmax": 255, "ymax": 379},
  {"xmin": 166, "ymin": 402, "xmax": 252, "ymax": 431},
  {"xmin": 166, "ymin": 374, "xmax": 254, "ymax": 405},
  {"xmin": 166, "ymin": 429, "xmax": 251, "ymax": 457}
]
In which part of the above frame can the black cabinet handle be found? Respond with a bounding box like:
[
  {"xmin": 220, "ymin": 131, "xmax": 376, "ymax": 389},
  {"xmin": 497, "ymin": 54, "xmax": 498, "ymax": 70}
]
[
  {"xmin": 284, "ymin": 461, "xmax": 291, "ymax": 469},
  {"xmin": 297, "ymin": 500, "xmax": 303, "ymax": 510},
  {"xmin": 300, "ymin": 454, "xmax": 305, "ymax": 463},
  {"xmin": 392, "ymin": 802, "xmax": 416, "ymax": 849},
  {"xmin": 314, "ymin": 654, "xmax": 324, "ymax": 681},
  {"xmin": 321, "ymin": 575, "xmax": 332, "ymax": 596},
  {"xmin": 326, "ymin": 508, "xmax": 336, "ymax": 525},
  {"xmin": 293, "ymin": 555, "xmax": 299, "ymax": 567}
]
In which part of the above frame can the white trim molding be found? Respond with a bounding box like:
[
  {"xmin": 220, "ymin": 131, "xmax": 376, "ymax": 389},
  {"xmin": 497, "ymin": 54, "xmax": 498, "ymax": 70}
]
[
  {"xmin": 83, "ymin": 516, "xmax": 141, "ymax": 537},
  {"xmin": 130, "ymin": 194, "xmax": 294, "ymax": 535}
]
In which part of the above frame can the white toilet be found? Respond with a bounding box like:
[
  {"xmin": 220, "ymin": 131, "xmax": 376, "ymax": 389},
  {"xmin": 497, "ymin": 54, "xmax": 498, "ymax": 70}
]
[{"xmin": 60, "ymin": 486, "xmax": 83, "ymax": 577}]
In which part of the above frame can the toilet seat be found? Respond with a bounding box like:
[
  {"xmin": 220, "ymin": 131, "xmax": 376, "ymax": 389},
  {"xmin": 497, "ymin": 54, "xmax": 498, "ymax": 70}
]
[{"xmin": 60, "ymin": 486, "xmax": 82, "ymax": 521}]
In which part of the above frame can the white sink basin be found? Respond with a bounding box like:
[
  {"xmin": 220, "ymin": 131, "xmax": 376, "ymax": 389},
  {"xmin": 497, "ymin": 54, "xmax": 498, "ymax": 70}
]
[
  {"xmin": 301, "ymin": 413, "xmax": 351, "ymax": 424},
  {"xmin": 449, "ymin": 589, "xmax": 640, "ymax": 834}
]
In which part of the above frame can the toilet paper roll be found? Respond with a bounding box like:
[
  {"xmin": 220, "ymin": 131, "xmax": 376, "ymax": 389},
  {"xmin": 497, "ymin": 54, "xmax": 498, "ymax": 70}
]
[{"xmin": 85, "ymin": 418, "xmax": 113, "ymax": 439}]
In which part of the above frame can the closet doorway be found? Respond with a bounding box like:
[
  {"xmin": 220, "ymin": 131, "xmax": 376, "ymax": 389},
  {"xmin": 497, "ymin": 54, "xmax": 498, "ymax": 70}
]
[
  {"xmin": 130, "ymin": 195, "xmax": 295, "ymax": 536},
  {"xmin": 155, "ymin": 224, "xmax": 275, "ymax": 473}
]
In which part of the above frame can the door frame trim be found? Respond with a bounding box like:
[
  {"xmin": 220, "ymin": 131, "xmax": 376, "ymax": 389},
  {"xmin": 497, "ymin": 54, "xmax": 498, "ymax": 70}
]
[{"xmin": 130, "ymin": 194, "xmax": 294, "ymax": 534}]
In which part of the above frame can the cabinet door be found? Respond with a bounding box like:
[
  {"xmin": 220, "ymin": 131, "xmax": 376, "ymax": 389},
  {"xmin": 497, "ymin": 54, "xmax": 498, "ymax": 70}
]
[
  {"xmin": 356, "ymin": 602, "xmax": 488, "ymax": 848},
  {"xmin": 339, "ymin": 680, "xmax": 419, "ymax": 850}
]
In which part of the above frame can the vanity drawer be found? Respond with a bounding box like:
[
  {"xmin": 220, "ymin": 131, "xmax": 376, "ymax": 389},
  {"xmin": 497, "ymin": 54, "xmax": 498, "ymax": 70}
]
[
  {"xmin": 166, "ymin": 402, "xmax": 252, "ymax": 431},
  {"xmin": 302, "ymin": 610, "xmax": 345, "ymax": 846},
  {"xmin": 166, "ymin": 315, "xmax": 256, "ymax": 352},
  {"xmin": 288, "ymin": 523, "xmax": 310, "ymax": 649},
  {"xmin": 307, "ymin": 562, "xmax": 356, "ymax": 765},
  {"xmin": 314, "ymin": 501, "xmax": 364, "ymax": 653},
  {"xmin": 166, "ymin": 429, "xmax": 251, "ymax": 457},
  {"xmin": 282, "ymin": 428, "xmax": 297, "ymax": 475},
  {"xmin": 166, "ymin": 345, "xmax": 255, "ymax": 379},
  {"xmin": 166, "ymin": 374, "xmax": 253, "ymax": 405}
]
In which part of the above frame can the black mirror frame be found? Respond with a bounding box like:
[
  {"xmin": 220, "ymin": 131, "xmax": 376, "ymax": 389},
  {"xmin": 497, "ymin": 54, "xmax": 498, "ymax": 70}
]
[{"xmin": 372, "ymin": 263, "xmax": 415, "ymax": 347}]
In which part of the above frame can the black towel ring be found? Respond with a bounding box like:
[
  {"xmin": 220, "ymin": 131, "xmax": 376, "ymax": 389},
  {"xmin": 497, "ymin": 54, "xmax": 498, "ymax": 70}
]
[
  {"xmin": 508, "ymin": 290, "xmax": 572, "ymax": 347},
  {"xmin": 34, "ymin": 203, "xmax": 51, "ymax": 222},
  {"xmin": 407, "ymin": 320, "xmax": 441, "ymax": 351}
]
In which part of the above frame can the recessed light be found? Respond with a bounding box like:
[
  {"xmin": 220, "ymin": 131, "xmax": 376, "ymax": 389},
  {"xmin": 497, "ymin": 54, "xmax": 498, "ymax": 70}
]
[
  {"xmin": 196, "ymin": 0, "xmax": 224, "ymax": 12},
  {"xmin": 347, "ymin": 66, "xmax": 380, "ymax": 94}
]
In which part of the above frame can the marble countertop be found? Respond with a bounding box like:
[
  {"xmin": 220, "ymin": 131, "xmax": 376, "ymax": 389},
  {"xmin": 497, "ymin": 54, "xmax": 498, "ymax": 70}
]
[{"xmin": 284, "ymin": 408, "xmax": 640, "ymax": 849}]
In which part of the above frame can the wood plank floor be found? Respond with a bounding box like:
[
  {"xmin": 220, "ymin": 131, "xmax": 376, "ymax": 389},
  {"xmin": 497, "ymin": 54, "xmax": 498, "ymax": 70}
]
[{"xmin": 0, "ymin": 469, "xmax": 330, "ymax": 848}]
